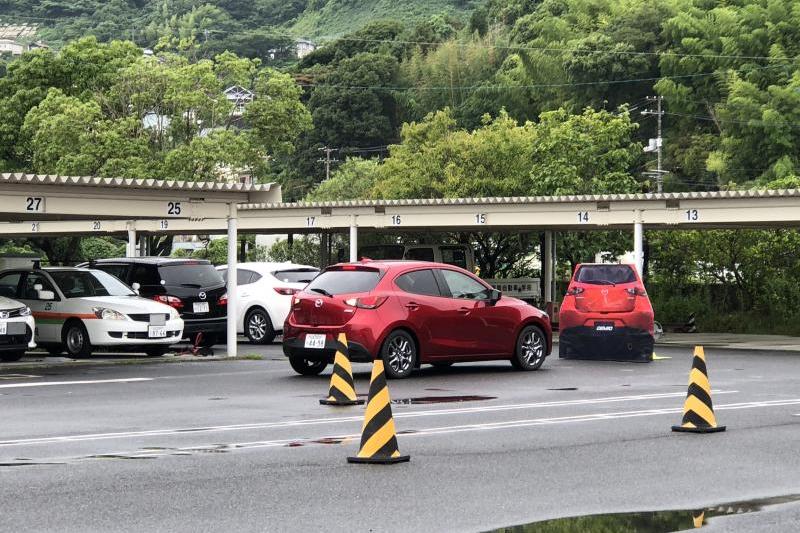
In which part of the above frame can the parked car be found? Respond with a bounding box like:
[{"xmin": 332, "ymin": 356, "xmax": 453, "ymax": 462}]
[
  {"xmin": 0, "ymin": 266, "xmax": 183, "ymax": 357},
  {"xmin": 87, "ymin": 258, "xmax": 226, "ymax": 346},
  {"xmin": 283, "ymin": 260, "xmax": 552, "ymax": 378},
  {"xmin": 343, "ymin": 244, "xmax": 475, "ymax": 271},
  {"xmin": 558, "ymin": 263, "xmax": 655, "ymax": 361},
  {"xmin": 216, "ymin": 262, "xmax": 318, "ymax": 344},
  {"xmin": 0, "ymin": 295, "xmax": 36, "ymax": 362}
]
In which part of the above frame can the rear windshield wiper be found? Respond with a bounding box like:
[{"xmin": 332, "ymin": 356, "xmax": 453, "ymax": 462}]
[{"xmin": 310, "ymin": 288, "xmax": 334, "ymax": 298}]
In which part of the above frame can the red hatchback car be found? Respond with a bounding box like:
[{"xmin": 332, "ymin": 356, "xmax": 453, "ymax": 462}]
[
  {"xmin": 558, "ymin": 263, "xmax": 655, "ymax": 361},
  {"xmin": 283, "ymin": 260, "xmax": 552, "ymax": 378}
]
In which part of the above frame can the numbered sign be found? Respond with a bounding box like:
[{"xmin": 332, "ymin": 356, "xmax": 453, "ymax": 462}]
[
  {"xmin": 159, "ymin": 219, "xmax": 169, "ymax": 230},
  {"xmin": 475, "ymin": 213, "xmax": 487, "ymax": 224},
  {"xmin": 25, "ymin": 197, "xmax": 45, "ymax": 213},
  {"xmin": 577, "ymin": 211, "xmax": 590, "ymax": 224},
  {"xmin": 166, "ymin": 201, "xmax": 182, "ymax": 216},
  {"xmin": 684, "ymin": 209, "xmax": 700, "ymax": 222},
  {"xmin": 30, "ymin": 222, "xmax": 40, "ymax": 233},
  {"xmin": 91, "ymin": 221, "xmax": 102, "ymax": 231},
  {"xmin": 306, "ymin": 216, "xmax": 316, "ymax": 228},
  {"xmin": 390, "ymin": 215, "xmax": 402, "ymax": 226}
]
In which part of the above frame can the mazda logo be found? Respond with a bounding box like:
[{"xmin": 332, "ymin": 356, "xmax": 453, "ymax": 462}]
[
  {"xmin": 198, "ymin": 292, "xmax": 207, "ymax": 300},
  {"xmin": 601, "ymin": 289, "xmax": 609, "ymax": 295},
  {"xmin": 314, "ymin": 299, "xmax": 323, "ymax": 308}
]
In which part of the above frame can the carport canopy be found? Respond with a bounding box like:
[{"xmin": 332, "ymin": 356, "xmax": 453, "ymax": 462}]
[{"xmin": 0, "ymin": 172, "xmax": 283, "ymax": 357}]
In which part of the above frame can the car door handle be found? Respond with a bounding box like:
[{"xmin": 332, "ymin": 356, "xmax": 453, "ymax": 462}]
[
  {"xmin": 405, "ymin": 302, "xmax": 420, "ymax": 310},
  {"xmin": 459, "ymin": 307, "xmax": 471, "ymax": 314}
]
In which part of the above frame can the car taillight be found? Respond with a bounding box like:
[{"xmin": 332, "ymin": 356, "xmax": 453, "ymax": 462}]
[
  {"xmin": 344, "ymin": 296, "xmax": 387, "ymax": 309},
  {"xmin": 218, "ymin": 293, "xmax": 228, "ymax": 305},
  {"xmin": 626, "ymin": 288, "xmax": 647, "ymax": 296},
  {"xmin": 153, "ymin": 295, "xmax": 183, "ymax": 309},
  {"xmin": 566, "ymin": 287, "xmax": 584, "ymax": 296},
  {"xmin": 274, "ymin": 287, "xmax": 299, "ymax": 295}
]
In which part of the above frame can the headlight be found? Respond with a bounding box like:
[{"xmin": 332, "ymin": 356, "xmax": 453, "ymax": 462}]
[
  {"xmin": 92, "ymin": 307, "xmax": 127, "ymax": 320},
  {"xmin": 19, "ymin": 306, "xmax": 32, "ymax": 317}
]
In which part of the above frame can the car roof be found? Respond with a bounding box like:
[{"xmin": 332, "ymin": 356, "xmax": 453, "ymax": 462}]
[
  {"xmin": 219, "ymin": 262, "xmax": 319, "ymax": 273},
  {"xmin": 329, "ymin": 260, "xmax": 458, "ymax": 271},
  {"xmin": 91, "ymin": 257, "xmax": 212, "ymax": 266}
]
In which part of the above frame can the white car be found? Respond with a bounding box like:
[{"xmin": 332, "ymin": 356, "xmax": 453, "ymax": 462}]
[
  {"xmin": 217, "ymin": 262, "xmax": 318, "ymax": 344},
  {"xmin": 0, "ymin": 295, "xmax": 36, "ymax": 362},
  {"xmin": 0, "ymin": 267, "xmax": 184, "ymax": 358}
]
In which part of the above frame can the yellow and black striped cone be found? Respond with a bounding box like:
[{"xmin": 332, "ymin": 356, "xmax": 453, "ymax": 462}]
[
  {"xmin": 692, "ymin": 510, "xmax": 705, "ymax": 528},
  {"xmin": 672, "ymin": 346, "xmax": 726, "ymax": 433},
  {"xmin": 347, "ymin": 359, "xmax": 410, "ymax": 464},
  {"xmin": 320, "ymin": 333, "xmax": 364, "ymax": 406}
]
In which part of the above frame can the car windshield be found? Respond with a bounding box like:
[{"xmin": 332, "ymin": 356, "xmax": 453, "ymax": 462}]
[
  {"xmin": 305, "ymin": 269, "xmax": 381, "ymax": 295},
  {"xmin": 49, "ymin": 270, "xmax": 136, "ymax": 298},
  {"xmin": 575, "ymin": 265, "xmax": 637, "ymax": 285},
  {"xmin": 272, "ymin": 268, "xmax": 319, "ymax": 284},
  {"xmin": 159, "ymin": 263, "xmax": 224, "ymax": 287}
]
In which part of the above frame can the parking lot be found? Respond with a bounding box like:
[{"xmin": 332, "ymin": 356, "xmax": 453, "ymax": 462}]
[{"xmin": 2, "ymin": 342, "xmax": 799, "ymax": 532}]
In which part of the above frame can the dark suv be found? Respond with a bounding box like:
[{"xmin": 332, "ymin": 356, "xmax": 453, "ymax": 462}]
[{"xmin": 86, "ymin": 258, "xmax": 227, "ymax": 346}]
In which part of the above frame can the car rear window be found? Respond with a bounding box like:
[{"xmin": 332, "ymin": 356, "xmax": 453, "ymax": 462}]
[
  {"xmin": 359, "ymin": 245, "xmax": 404, "ymax": 260},
  {"xmin": 306, "ymin": 269, "xmax": 381, "ymax": 295},
  {"xmin": 158, "ymin": 263, "xmax": 224, "ymax": 287},
  {"xmin": 575, "ymin": 265, "xmax": 637, "ymax": 285},
  {"xmin": 272, "ymin": 268, "xmax": 319, "ymax": 284}
]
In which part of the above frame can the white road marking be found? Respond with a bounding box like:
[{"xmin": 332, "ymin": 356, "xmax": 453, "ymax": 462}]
[
  {"xmin": 0, "ymin": 378, "xmax": 153, "ymax": 389},
  {"xmin": 0, "ymin": 390, "xmax": 737, "ymax": 447}
]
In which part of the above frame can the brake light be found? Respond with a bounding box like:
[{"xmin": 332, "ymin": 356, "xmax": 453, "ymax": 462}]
[
  {"xmin": 626, "ymin": 287, "xmax": 647, "ymax": 296},
  {"xmin": 341, "ymin": 265, "xmax": 357, "ymax": 270},
  {"xmin": 566, "ymin": 287, "xmax": 584, "ymax": 296},
  {"xmin": 153, "ymin": 295, "xmax": 183, "ymax": 309},
  {"xmin": 274, "ymin": 287, "xmax": 299, "ymax": 295},
  {"xmin": 218, "ymin": 293, "xmax": 228, "ymax": 305},
  {"xmin": 344, "ymin": 296, "xmax": 387, "ymax": 309}
]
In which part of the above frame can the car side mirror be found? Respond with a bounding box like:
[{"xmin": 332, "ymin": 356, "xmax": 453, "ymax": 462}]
[
  {"xmin": 34, "ymin": 283, "xmax": 43, "ymax": 291},
  {"xmin": 38, "ymin": 290, "xmax": 55, "ymax": 301},
  {"xmin": 488, "ymin": 288, "xmax": 502, "ymax": 304},
  {"xmin": 132, "ymin": 282, "xmax": 141, "ymax": 295}
]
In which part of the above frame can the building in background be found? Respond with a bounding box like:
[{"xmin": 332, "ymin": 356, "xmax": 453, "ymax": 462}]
[{"xmin": 0, "ymin": 23, "xmax": 46, "ymax": 56}]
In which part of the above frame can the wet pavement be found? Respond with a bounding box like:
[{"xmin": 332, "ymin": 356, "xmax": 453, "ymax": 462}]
[{"xmin": 1, "ymin": 343, "xmax": 799, "ymax": 532}]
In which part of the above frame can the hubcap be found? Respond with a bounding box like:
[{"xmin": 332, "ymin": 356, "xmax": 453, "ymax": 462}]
[
  {"xmin": 248, "ymin": 313, "xmax": 267, "ymax": 340},
  {"xmin": 387, "ymin": 336, "xmax": 413, "ymax": 373},
  {"xmin": 66, "ymin": 328, "xmax": 84, "ymax": 353},
  {"xmin": 521, "ymin": 330, "xmax": 544, "ymax": 366}
]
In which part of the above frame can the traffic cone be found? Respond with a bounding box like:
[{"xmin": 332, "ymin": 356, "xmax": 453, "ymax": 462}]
[
  {"xmin": 320, "ymin": 333, "xmax": 364, "ymax": 406},
  {"xmin": 347, "ymin": 359, "xmax": 410, "ymax": 464},
  {"xmin": 672, "ymin": 346, "xmax": 726, "ymax": 433},
  {"xmin": 692, "ymin": 510, "xmax": 705, "ymax": 528}
]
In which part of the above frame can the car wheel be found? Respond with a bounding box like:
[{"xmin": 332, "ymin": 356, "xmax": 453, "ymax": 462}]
[
  {"xmin": 289, "ymin": 356, "xmax": 327, "ymax": 376},
  {"xmin": 381, "ymin": 330, "xmax": 417, "ymax": 379},
  {"xmin": 63, "ymin": 322, "xmax": 92, "ymax": 358},
  {"xmin": 145, "ymin": 346, "xmax": 170, "ymax": 357},
  {"xmin": 245, "ymin": 308, "xmax": 275, "ymax": 344},
  {"xmin": 0, "ymin": 350, "xmax": 25, "ymax": 362},
  {"xmin": 512, "ymin": 325, "xmax": 546, "ymax": 371}
]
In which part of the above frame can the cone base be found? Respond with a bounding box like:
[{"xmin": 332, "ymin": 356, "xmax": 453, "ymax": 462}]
[
  {"xmin": 320, "ymin": 398, "xmax": 365, "ymax": 406},
  {"xmin": 672, "ymin": 425, "xmax": 726, "ymax": 433},
  {"xmin": 347, "ymin": 454, "xmax": 410, "ymax": 464}
]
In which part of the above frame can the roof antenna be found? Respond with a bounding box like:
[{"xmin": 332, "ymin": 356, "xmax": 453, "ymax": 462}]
[{"xmin": 32, "ymin": 259, "xmax": 41, "ymax": 269}]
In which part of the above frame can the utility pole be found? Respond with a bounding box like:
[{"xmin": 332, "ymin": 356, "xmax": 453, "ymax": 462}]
[
  {"xmin": 317, "ymin": 146, "xmax": 339, "ymax": 181},
  {"xmin": 641, "ymin": 96, "xmax": 665, "ymax": 193}
]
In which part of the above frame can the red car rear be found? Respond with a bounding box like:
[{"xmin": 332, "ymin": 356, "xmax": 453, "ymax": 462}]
[
  {"xmin": 283, "ymin": 260, "xmax": 552, "ymax": 378},
  {"xmin": 558, "ymin": 263, "xmax": 654, "ymax": 361}
]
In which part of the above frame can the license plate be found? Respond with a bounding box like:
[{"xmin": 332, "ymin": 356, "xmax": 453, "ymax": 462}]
[
  {"xmin": 0, "ymin": 321, "xmax": 6, "ymax": 335},
  {"xmin": 595, "ymin": 322, "xmax": 615, "ymax": 332},
  {"xmin": 148, "ymin": 326, "xmax": 167, "ymax": 338},
  {"xmin": 193, "ymin": 302, "xmax": 210, "ymax": 314},
  {"xmin": 304, "ymin": 334, "xmax": 326, "ymax": 349}
]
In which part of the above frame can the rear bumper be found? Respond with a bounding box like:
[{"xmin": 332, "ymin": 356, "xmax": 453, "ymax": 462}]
[
  {"xmin": 182, "ymin": 317, "xmax": 226, "ymax": 338},
  {"xmin": 559, "ymin": 326, "xmax": 653, "ymax": 362},
  {"xmin": 283, "ymin": 335, "xmax": 373, "ymax": 363}
]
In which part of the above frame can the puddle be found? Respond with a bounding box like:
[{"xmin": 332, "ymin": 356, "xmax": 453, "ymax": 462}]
[
  {"xmin": 392, "ymin": 395, "xmax": 496, "ymax": 405},
  {"xmin": 0, "ymin": 462, "xmax": 64, "ymax": 467},
  {"xmin": 547, "ymin": 387, "xmax": 578, "ymax": 391},
  {"xmin": 86, "ymin": 454, "xmax": 156, "ymax": 460},
  {"xmin": 424, "ymin": 388, "xmax": 454, "ymax": 392},
  {"xmin": 208, "ymin": 397, "xmax": 227, "ymax": 401},
  {"xmin": 487, "ymin": 494, "xmax": 800, "ymax": 532}
]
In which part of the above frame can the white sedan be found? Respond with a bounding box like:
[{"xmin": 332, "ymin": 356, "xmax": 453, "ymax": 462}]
[
  {"xmin": 217, "ymin": 262, "xmax": 318, "ymax": 344},
  {"xmin": 0, "ymin": 267, "xmax": 183, "ymax": 357},
  {"xmin": 0, "ymin": 295, "xmax": 36, "ymax": 362}
]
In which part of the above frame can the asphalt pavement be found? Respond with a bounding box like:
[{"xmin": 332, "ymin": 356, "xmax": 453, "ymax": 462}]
[{"xmin": 1, "ymin": 343, "xmax": 799, "ymax": 532}]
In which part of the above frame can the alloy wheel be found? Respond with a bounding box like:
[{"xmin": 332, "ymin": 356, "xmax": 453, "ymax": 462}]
[
  {"xmin": 521, "ymin": 329, "xmax": 544, "ymax": 366},
  {"xmin": 248, "ymin": 312, "xmax": 267, "ymax": 341},
  {"xmin": 387, "ymin": 335, "xmax": 414, "ymax": 373}
]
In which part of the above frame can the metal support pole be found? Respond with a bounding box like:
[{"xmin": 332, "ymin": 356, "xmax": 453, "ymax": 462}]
[
  {"xmin": 226, "ymin": 203, "xmax": 238, "ymax": 358},
  {"xmin": 634, "ymin": 210, "xmax": 644, "ymax": 277},
  {"xmin": 551, "ymin": 232, "xmax": 557, "ymax": 307},
  {"xmin": 349, "ymin": 216, "xmax": 358, "ymax": 262},
  {"xmin": 544, "ymin": 230, "xmax": 553, "ymax": 307},
  {"xmin": 126, "ymin": 226, "xmax": 137, "ymax": 258}
]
